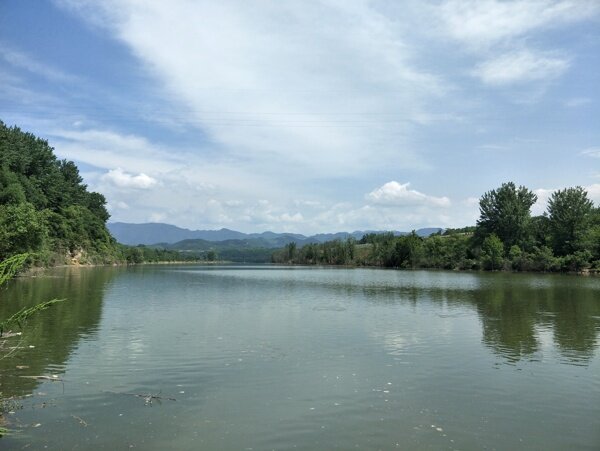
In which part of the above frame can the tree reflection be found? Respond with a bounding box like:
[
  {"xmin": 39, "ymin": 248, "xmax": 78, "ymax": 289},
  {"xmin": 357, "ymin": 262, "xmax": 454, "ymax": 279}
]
[
  {"xmin": 363, "ymin": 271, "xmax": 600, "ymax": 364},
  {"xmin": 467, "ymin": 274, "xmax": 599, "ymax": 363},
  {"xmin": 0, "ymin": 267, "xmax": 118, "ymax": 397}
]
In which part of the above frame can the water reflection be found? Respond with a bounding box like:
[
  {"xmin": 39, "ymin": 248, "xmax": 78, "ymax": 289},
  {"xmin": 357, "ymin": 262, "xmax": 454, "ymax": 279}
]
[
  {"xmin": 0, "ymin": 266, "xmax": 118, "ymax": 397},
  {"xmin": 470, "ymin": 274, "xmax": 600, "ymax": 363},
  {"xmin": 1, "ymin": 267, "xmax": 598, "ymax": 391},
  {"xmin": 180, "ymin": 266, "xmax": 600, "ymax": 365},
  {"xmin": 0, "ymin": 266, "xmax": 598, "ymax": 450},
  {"xmin": 364, "ymin": 272, "xmax": 600, "ymax": 364}
]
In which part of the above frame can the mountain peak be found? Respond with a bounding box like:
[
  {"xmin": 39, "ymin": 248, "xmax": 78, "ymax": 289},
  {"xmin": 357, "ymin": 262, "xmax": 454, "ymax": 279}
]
[{"xmin": 107, "ymin": 222, "xmax": 443, "ymax": 246}]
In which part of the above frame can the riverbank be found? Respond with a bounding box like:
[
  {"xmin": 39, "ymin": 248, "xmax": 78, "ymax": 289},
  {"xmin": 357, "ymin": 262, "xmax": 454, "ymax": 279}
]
[
  {"xmin": 272, "ymin": 260, "xmax": 600, "ymax": 276},
  {"xmin": 19, "ymin": 259, "xmax": 231, "ymax": 278}
]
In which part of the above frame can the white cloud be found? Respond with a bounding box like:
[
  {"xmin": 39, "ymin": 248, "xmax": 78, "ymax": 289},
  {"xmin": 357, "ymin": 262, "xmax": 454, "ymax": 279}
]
[
  {"xmin": 49, "ymin": 128, "xmax": 184, "ymax": 173},
  {"xmin": 439, "ymin": 0, "xmax": 599, "ymax": 49},
  {"xmin": 581, "ymin": 148, "xmax": 600, "ymax": 158},
  {"xmin": 366, "ymin": 181, "xmax": 451, "ymax": 208},
  {"xmin": 565, "ymin": 97, "xmax": 592, "ymax": 108},
  {"xmin": 56, "ymin": 0, "xmax": 443, "ymax": 176},
  {"xmin": 436, "ymin": 1, "xmax": 598, "ymax": 91},
  {"xmin": 0, "ymin": 43, "xmax": 79, "ymax": 83},
  {"xmin": 17, "ymin": 0, "xmax": 594, "ymax": 234},
  {"xmin": 280, "ymin": 212, "xmax": 304, "ymax": 223},
  {"xmin": 473, "ymin": 50, "xmax": 569, "ymax": 85},
  {"xmin": 115, "ymin": 201, "xmax": 130, "ymax": 210},
  {"xmin": 102, "ymin": 168, "xmax": 158, "ymax": 189},
  {"xmin": 149, "ymin": 212, "xmax": 167, "ymax": 223},
  {"xmin": 532, "ymin": 188, "xmax": 555, "ymax": 216},
  {"xmin": 464, "ymin": 197, "xmax": 480, "ymax": 207},
  {"xmin": 586, "ymin": 184, "xmax": 600, "ymax": 205},
  {"xmin": 224, "ymin": 200, "xmax": 244, "ymax": 207}
]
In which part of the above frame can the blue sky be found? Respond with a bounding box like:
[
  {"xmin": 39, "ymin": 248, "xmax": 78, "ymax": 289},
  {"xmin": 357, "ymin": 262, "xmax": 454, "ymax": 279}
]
[{"xmin": 1, "ymin": 0, "xmax": 599, "ymax": 233}]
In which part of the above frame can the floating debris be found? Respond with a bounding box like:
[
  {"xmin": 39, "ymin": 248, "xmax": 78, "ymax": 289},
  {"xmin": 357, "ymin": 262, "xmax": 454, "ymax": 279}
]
[
  {"xmin": 20, "ymin": 375, "xmax": 63, "ymax": 382},
  {"xmin": 106, "ymin": 391, "xmax": 176, "ymax": 405},
  {"xmin": 71, "ymin": 415, "xmax": 88, "ymax": 427}
]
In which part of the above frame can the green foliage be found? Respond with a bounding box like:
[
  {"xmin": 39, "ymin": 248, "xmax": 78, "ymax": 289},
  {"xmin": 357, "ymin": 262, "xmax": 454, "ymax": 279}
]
[
  {"xmin": 286, "ymin": 242, "xmax": 297, "ymax": 261},
  {"xmin": 0, "ymin": 253, "xmax": 63, "ymax": 338},
  {"xmin": 481, "ymin": 234, "xmax": 505, "ymax": 270},
  {"xmin": 125, "ymin": 246, "xmax": 144, "ymax": 264},
  {"xmin": 0, "ymin": 121, "xmax": 115, "ymax": 262},
  {"xmin": 477, "ymin": 182, "xmax": 537, "ymax": 249},
  {"xmin": 272, "ymin": 183, "xmax": 596, "ymax": 274},
  {"xmin": 529, "ymin": 215, "xmax": 552, "ymax": 248},
  {"xmin": 0, "ymin": 299, "xmax": 63, "ymax": 337},
  {"xmin": 0, "ymin": 254, "xmax": 28, "ymax": 286},
  {"xmin": 581, "ymin": 222, "xmax": 600, "ymax": 261},
  {"xmin": 508, "ymin": 245, "xmax": 523, "ymax": 270},
  {"xmin": 547, "ymin": 187, "xmax": 594, "ymax": 256},
  {"xmin": 118, "ymin": 244, "xmax": 200, "ymax": 263},
  {"xmin": 0, "ymin": 203, "xmax": 47, "ymax": 257},
  {"xmin": 560, "ymin": 250, "xmax": 593, "ymax": 272}
]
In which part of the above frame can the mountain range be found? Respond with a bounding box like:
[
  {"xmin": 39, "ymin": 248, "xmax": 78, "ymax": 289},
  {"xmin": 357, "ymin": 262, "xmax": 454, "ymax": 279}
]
[{"xmin": 108, "ymin": 222, "xmax": 442, "ymax": 247}]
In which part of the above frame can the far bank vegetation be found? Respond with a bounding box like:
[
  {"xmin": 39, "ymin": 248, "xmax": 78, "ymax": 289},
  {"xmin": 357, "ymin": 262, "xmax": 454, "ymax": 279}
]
[{"xmin": 273, "ymin": 183, "xmax": 600, "ymax": 273}]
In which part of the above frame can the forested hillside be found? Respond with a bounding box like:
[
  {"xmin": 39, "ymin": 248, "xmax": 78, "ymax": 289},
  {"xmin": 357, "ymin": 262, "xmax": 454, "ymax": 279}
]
[
  {"xmin": 0, "ymin": 121, "xmax": 119, "ymax": 264},
  {"xmin": 273, "ymin": 183, "xmax": 600, "ymax": 273}
]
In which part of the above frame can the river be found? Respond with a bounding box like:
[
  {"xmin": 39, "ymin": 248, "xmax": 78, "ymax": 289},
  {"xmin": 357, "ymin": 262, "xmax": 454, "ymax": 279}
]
[{"xmin": 0, "ymin": 265, "xmax": 599, "ymax": 449}]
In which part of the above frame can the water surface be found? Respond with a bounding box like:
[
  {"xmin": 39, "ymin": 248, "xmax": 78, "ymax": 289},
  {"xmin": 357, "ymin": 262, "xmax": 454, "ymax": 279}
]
[{"xmin": 1, "ymin": 265, "xmax": 599, "ymax": 449}]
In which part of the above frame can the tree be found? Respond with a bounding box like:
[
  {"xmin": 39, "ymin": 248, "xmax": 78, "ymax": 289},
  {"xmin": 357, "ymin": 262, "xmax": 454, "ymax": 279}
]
[
  {"xmin": 477, "ymin": 182, "xmax": 537, "ymax": 249},
  {"xmin": 286, "ymin": 242, "xmax": 297, "ymax": 261},
  {"xmin": 397, "ymin": 232, "xmax": 424, "ymax": 268},
  {"xmin": 580, "ymin": 207, "xmax": 600, "ymax": 262},
  {"xmin": 0, "ymin": 121, "xmax": 119, "ymax": 263},
  {"xmin": 481, "ymin": 234, "xmax": 504, "ymax": 270},
  {"xmin": 547, "ymin": 187, "xmax": 594, "ymax": 256},
  {"xmin": 0, "ymin": 203, "xmax": 47, "ymax": 258}
]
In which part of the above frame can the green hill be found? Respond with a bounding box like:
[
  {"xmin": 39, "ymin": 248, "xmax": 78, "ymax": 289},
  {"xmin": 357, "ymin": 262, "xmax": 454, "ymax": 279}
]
[{"xmin": 0, "ymin": 121, "xmax": 120, "ymax": 264}]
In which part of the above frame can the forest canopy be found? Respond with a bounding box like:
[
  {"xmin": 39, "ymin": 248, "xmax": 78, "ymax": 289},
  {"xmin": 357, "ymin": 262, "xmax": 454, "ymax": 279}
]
[{"xmin": 0, "ymin": 121, "xmax": 118, "ymax": 263}]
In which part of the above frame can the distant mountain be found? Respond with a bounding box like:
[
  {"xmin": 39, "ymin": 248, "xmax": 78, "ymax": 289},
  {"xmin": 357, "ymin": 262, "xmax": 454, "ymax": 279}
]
[
  {"xmin": 108, "ymin": 222, "xmax": 442, "ymax": 246},
  {"xmin": 108, "ymin": 222, "xmax": 248, "ymax": 245},
  {"xmin": 414, "ymin": 228, "xmax": 444, "ymax": 237}
]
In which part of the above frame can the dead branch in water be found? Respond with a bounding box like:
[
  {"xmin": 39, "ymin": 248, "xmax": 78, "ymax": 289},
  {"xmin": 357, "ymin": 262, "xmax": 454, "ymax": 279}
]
[
  {"xmin": 19, "ymin": 375, "xmax": 62, "ymax": 382},
  {"xmin": 105, "ymin": 390, "xmax": 176, "ymax": 405}
]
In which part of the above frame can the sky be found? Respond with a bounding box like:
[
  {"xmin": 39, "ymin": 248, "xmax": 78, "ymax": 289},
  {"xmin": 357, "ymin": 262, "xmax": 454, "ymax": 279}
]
[{"xmin": 1, "ymin": 0, "xmax": 599, "ymax": 234}]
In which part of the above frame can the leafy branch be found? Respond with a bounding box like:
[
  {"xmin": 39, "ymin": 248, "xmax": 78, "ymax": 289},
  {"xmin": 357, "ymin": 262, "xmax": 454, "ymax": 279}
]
[
  {"xmin": 0, "ymin": 299, "xmax": 64, "ymax": 337},
  {"xmin": 0, "ymin": 253, "xmax": 29, "ymax": 287}
]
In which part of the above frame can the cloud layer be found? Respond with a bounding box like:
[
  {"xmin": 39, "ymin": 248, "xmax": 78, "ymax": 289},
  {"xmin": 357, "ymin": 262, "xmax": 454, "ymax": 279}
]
[
  {"xmin": 367, "ymin": 182, "xmax": 451, "ymax": 208},
  {"xmin": 102, "ymin": 168, "xmax": 157, "ymax": 189},
  {"xmin": 0, "ymin": 1, "xmax": 597, "ymax": 233}
]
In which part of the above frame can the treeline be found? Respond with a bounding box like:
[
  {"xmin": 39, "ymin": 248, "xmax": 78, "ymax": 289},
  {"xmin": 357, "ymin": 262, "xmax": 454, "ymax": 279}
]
[
  {"xmin": 120, "ymin": 245, "xmax": 201, "ymax": 264},
  {"xmin": 0, "ymin": 121, "xmax": 192, "ymax": 265},
  {"xmin": 273, "ymin": 182, "xmax": 600, "ymax": 273}
]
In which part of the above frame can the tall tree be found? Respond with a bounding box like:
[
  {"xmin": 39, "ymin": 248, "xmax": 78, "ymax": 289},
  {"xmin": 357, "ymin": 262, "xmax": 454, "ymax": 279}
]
[
  {"xmin": 476, "ymin": 182, "xmax": 537, "ymax": 249},
  {"xmin": 481, "ymin": 234, "xmax": 504, "ymax": 270},
  {"xmin": 547, "ymin": 187, "xmax": 594, "ymax": 256}
]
